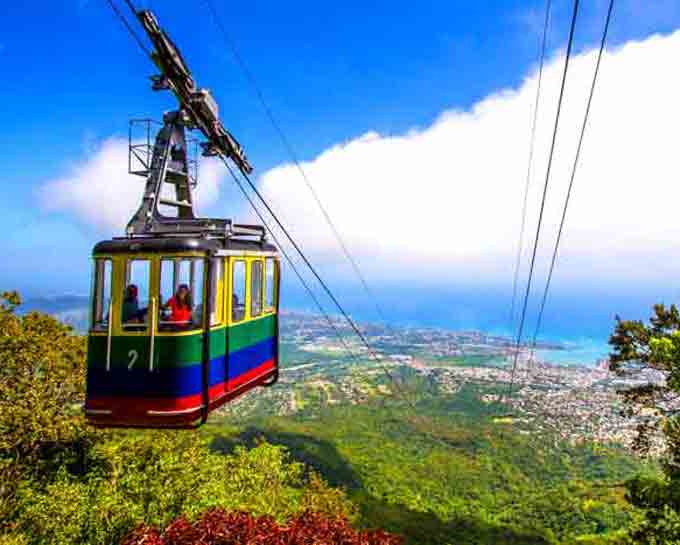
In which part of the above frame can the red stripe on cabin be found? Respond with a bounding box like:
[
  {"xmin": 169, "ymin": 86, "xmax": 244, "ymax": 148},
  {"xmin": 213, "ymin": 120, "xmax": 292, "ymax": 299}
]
[
  {"xmin": 85, "ymin": 359, "xmax": 276, "ymax": 417},
  {"xmin": 227, "ymin": 358, "xmax": 275, "ymax": 389}
]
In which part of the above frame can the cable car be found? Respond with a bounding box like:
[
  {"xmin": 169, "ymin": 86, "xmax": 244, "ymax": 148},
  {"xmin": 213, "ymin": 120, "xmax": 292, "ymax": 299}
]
[
  {"xmin": 84, "ymin": 9, "xmax": 279, "ymax": 428},
  {"xmin": 85, "ymin": 233, "xmax": 280, "ymax": 428}
]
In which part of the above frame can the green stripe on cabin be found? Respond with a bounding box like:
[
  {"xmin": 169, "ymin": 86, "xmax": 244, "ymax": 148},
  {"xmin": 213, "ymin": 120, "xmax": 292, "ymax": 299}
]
[
  {"xmin": 87, "ymin": 314, "xmax": 276, "ymax": 370},
  {"xmin": 228, "ymin": 314, "xmax": 276, "ymax": 353}
]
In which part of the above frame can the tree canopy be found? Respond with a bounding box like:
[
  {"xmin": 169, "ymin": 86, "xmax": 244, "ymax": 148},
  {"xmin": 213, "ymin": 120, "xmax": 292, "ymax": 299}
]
[
  {"xmin": 610, "ymin": 303, "xmax": 680, "ymax": 542},
  {"xmin": 0, "ymin": 291, "xmax": 96, "ymax": 529}
]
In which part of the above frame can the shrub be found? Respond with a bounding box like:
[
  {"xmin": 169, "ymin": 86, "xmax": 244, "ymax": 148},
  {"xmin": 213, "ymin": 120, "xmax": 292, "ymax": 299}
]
[
  {"xmin": 0, "ymin": 291, "xmax": 97, "ymax": 529},
  {"xmin": 0, "ymin": 294, "xmax": 360, "ymax": 545},
  {"xmin": 0, "ymin": 534, "xmax": 28, "ymax": 545},
  {"xmin": 13, "ymin": 432, "xmax": 356, "ymax": 545},
  {"xmin": 120, "ymin": 510, "xmax": 402, "ymax": 545}
]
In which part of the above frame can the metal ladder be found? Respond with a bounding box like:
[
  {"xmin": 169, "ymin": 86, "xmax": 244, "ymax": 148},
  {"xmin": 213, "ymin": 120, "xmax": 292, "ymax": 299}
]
[{"xmin": 126, "ymin": 110, "xmax": 231, "ymax": 237}]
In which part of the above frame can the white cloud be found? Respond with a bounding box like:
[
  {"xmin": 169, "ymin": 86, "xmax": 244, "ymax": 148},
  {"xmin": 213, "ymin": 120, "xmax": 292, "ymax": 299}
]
[
  {"xmin": 36, "ymin": 30, "xmax": 680, "ymax": 295},
  {"xmin": 257, "ymin": 30, "xmax": 680, "ymax": 290},
  {"xmin": 38, "ymin": 137, "xmax": 226, "ymax": 233}
]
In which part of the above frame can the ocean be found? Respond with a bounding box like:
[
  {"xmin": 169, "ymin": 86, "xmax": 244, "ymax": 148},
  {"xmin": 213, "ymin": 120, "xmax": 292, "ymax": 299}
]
[
  {"xmin": 280, "ymin": 282, "xmax": 662, "ymax": 368},
  {"xmin": 24, "ymin": 283, "xmax": 659, "ymax": 368},
  {"xmin": 534, "ymin": 339, "xmax": 611, "ymax": 367}
]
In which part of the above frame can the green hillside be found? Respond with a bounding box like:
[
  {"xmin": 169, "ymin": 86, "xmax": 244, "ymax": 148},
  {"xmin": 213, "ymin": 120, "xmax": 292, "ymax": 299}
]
[
  {"xmin": 207, "ymin": 386, "xmax": 642, "ymax": 545},
  {"xmin": 0, "ymin": 292, "xmax": 652, "ymax": 545}
]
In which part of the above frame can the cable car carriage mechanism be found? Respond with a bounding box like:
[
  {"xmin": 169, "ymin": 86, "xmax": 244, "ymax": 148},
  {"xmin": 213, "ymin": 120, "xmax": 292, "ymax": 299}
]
[{"xmin": 85, "ymin": 9, "xmax": 280, "ymax": 428}]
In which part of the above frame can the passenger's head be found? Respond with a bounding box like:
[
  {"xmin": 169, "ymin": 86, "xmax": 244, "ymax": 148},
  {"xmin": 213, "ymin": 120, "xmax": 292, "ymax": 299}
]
[
  {"xmin": 176, "ymin": 284, "xmax": 191, "ymax": 308},
  {"xmin": 125, "ymin": 284, "xmax": 138, "ymax": 301}
]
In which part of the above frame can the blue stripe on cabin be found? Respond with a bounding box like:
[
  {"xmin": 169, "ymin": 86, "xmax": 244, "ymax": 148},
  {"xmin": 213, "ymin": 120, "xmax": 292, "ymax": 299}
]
[{"xmin": 87, "ymin": 336, "xmax": 276, "ymax": 399}]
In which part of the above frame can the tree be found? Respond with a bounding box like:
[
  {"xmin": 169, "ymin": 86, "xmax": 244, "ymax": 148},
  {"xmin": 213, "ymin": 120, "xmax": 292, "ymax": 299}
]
[
  {"xmin": 609, "ymin": 303, "xmax": 680, "ymax": 542},
  {"xmin": 0, "ymin": 292, "xmax": 359, "ymax": 545},
  {"xmin": 610, "ymin": 304, "xmax": 680, "ymax": 456},
  {"xmin": 0, "ymin": 291, "xmax": 96, "ymax": 527}
]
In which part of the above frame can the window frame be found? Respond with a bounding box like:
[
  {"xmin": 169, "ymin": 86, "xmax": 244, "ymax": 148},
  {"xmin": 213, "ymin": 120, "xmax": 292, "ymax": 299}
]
[
  {"xmin": 209, "ymin": 257, "xmax": 224, "ymax": 326},
  {"xmin": 121, "ymin": 258, "xmax": 152, "ymax": 332},
  {"xmin": 264, "ymin": 257, "xmax": 277, "ymax": 313},
  {"xmin": 158, "ymin": 256, "xmax": 205, "ymax": 332},
  {"xmin": 90, "ymin": 257, "xmax": 113, "ymax": 331},
  {"xmin": 231, "ymin": 259, "xmax": 247, "ymax": 324},
  {"xmin": 250, "ymin": 259, "xmax": 264, "ymax": 318}
]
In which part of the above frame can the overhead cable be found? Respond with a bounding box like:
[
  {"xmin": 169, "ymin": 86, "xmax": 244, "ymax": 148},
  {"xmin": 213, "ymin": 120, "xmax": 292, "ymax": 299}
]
[
  {"xmin": 203, "ymin": 0, "xmax": 389, "ymax": 325},
  {"xmin": 219, "ymin": 157, "xmax": 362, "ymax": 364},
  {"xmin": 104, "ymin": 0, "xmax": 151, "ymax": 56},
  {"xmin": 529, "ymin": 0, "xmax": 615, "ymax": 351},
  {"xmin": 505, "ymin": 0, "xmax": 581, "ymax": 403},
  {"xmin": 509, "ymin": 0, "xmax": 553, "ymax": 329}
]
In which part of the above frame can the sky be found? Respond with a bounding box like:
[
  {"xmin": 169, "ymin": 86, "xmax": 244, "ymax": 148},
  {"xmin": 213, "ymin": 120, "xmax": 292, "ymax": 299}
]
[{"xmin": 2, "ymin": 0, "xmax": 680, "ymax": 343}]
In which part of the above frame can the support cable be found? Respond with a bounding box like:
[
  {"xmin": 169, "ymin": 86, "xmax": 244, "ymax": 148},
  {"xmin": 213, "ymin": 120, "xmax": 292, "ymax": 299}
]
[
  {"xmin": 224, "ymin": 162, "xmax": 422, "ymax": 412},
  {"xmin": 509, "ymin": 0, "xmax": 552, "ymax": 329},
  {"xmin": 221, "ymin": 158, "xmax": 361, "ymax": 364},
  {"xmin": 227, "ymin": 161, "xmax": 456, "ymax": 446},
  {"xmin": 104, "ymin": 0, "xmax": 362, "ymax": 369},
  {"xmin": 529, "ymin": 0, "xmax": 614, "ymax": 352},
  {"xmin": 504, "ymin": 0, "xmax": 581, "ymax": 404},
  {"xmin": 104, "ymin": 0, "xmax": 151, "ymax": 56},
  {"xmin": 105, "ymin": 0, "xmax": 446, "ymax": 444},
  {"xmin": 204, "ymin": 0, "xmax": 390, "ymax": 324}
]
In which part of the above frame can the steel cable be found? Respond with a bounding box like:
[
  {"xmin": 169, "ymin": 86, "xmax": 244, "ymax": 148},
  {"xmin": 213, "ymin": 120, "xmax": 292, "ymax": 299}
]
[
  {"xmin": 509, "ymin": 0, "xmax": 553, "ymax": 330},
  {"xmin": 220, "ymin": 157, "xmax": 362, "ymax": 364},
  {"xmin": 504, "ymin": 0, "xmax": 581, "ymax": 405},
  {"xmin": 203, "ymin": 0, "xmax": 389, "ymax": 326},
  {"xmin": 104, "ymin": 0, "xmax": 151, "ymax": 56},
  {"xmin": 529, "ymin": 0, "xmax": 615, "ymax": 353}
]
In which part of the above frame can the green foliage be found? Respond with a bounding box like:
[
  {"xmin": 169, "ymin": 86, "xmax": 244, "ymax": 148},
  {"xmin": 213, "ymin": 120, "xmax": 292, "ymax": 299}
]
[
  {"xmin": 609, "ymin": 304, "xmax": 680, "ymax": 422},
  {"xmin": 609, "ymin": 303, "xmax": 680, "ymax": 543},
  {"xmin": 0, "ymin": 291, "xmax": 90, "ymax": 457},
  {"xmin": 300, "ymin": 472, "xmax": 358, "ymax": 520},
  {"xmin": 0, "ymin": 534, "xmax": 28, "ymax": 545},
  {"xmin": 12, "ymin": 432, "xmax": 354, "ymax": 545},
  {"xmin": 0, "ymin": 291, "xmax": 98, "ymax": 528},
  {"xmin": 1, "ymin": 294, "xmax": 353, "ymax": 545},
  {"xmin": 625, "ymin": 504, "xmax": 680, "ymax": 545},
  {"xmin": 0, "ymin": 292, "xmax": 656, "ymax": 545},
  {"xmin": 211, "ymin": 394, "xmax": 641, "ymax": 545}
]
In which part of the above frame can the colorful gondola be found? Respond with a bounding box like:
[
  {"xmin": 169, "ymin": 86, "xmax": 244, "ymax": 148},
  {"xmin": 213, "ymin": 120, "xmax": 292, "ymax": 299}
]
[{"xmin": 84, "ymin": 8, "xmax": 280, "ymax": 428}]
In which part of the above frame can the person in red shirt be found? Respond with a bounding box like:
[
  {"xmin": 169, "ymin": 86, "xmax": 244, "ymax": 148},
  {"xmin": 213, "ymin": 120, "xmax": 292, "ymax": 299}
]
[{"xmin": 163, "ymin": 283, "xmax": 193, "ymax": 326}]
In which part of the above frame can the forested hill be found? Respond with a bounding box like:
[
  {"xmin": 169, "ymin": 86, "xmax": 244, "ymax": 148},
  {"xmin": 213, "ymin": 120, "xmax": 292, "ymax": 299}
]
[
  {"xmin": 0, "ymin": 291, "xmax": 662, "ymax": 545},
  {"xmin": 17, "ymin": 294, "xmax": 90, "ymax": 332}
]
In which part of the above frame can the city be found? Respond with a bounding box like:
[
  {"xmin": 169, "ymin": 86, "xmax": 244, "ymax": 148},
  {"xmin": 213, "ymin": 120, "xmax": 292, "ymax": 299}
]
[{"xmin": 221, "ymin": 311, "xmax": 667, "ymax": 455}]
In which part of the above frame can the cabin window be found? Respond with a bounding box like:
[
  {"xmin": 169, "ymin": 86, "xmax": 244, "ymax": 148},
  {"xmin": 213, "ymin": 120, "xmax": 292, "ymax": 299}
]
[
  {"xmin": 251, "ymin": 260, "xmax": 263, "ymax": 318},
  {"xmin": 265, "ymin": 258, "xmax": 276, "ymax": 311},
  {"xmin": 91, "ymin": 258, "xmax": 112, "ymax": 330},
  {"xmin": 209, "ymin": 258, "xmax": 224, "ymax": 325},
  {"xmin": 232, "ymin": 260, "xmax": 246, "ymax": 323},
  {"xmin": 159, "ymin": 257, "xmax": 205, "ymax": 331},
  {"xmin": 191, "ymin": 260, "xmax": 205, "ymax": 326},
  {"xmin": 122, "ymin": 259, "xmax": 150, "ymax": 331}
]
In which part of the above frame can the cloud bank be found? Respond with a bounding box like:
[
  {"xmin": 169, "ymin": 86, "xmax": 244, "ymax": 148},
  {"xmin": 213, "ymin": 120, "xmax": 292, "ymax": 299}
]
[
  {"xmin": 38, "ymin": 30, "xmax": 680, "ymax": 296},
  {"xmin": 257, "ymin": 30, "xmax": 680, "ymax": 290},
  {"xmin": 39, "ymin": 137, "xmax": 226, "ymax": 233}
]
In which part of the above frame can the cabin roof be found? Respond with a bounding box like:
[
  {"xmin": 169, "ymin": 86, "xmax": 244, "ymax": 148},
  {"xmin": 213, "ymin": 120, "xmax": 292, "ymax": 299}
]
[{"xmin": 93, "ymin": 236, "xmax": 278, "ymax": 255}]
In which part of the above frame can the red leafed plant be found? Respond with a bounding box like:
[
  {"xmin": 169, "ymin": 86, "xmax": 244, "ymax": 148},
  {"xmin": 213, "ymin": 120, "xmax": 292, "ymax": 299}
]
[{"xmin": 121, "ymin": 510, "xmax": 402, "ymax": 545}]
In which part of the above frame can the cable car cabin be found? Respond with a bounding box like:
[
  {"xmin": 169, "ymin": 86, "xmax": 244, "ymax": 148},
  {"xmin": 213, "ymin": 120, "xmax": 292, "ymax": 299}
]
[
  {"xmin": 84, "ymin": 237, "xmax": 280, "ymax": 428},
  {"xmin": 81, "ymin": 6, "xmax": 281, "ymax": 428}
]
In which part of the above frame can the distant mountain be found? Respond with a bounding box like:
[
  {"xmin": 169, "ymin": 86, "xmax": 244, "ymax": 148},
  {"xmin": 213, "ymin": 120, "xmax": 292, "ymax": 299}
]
[
  {"xmin": 21, "ymin": 294, "xmax": 89, "ymax": 314},
  {"xmin": 20, "ymin": 295, "xmax": 90, "ymax": 333}
]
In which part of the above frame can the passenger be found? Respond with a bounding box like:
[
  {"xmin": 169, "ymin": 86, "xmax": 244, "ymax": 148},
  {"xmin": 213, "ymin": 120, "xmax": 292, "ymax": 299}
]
[
  {"xmin": 122, "ymin": 284, "xmax": 145, "ymax": 323},
  {"xmin": 164, "ymin": 283, "xmax": 192, "ymax": 325}
]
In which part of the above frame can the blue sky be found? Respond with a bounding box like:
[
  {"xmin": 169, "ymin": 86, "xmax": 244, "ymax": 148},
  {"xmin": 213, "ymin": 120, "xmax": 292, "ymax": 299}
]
[{"xmin": 2, "ymin": 0, "xmax": 680, "ymax": 342}]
